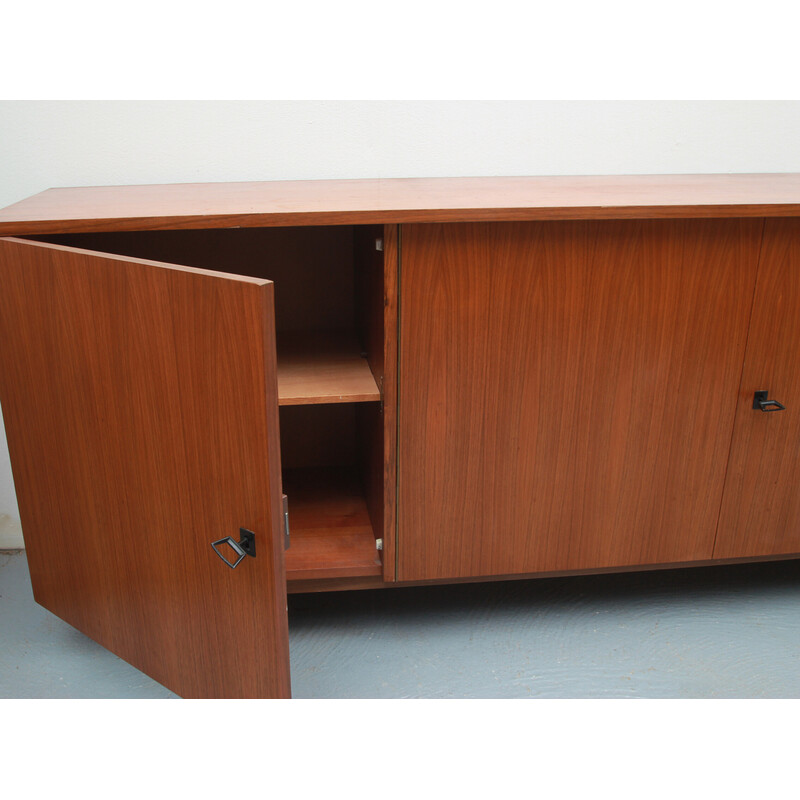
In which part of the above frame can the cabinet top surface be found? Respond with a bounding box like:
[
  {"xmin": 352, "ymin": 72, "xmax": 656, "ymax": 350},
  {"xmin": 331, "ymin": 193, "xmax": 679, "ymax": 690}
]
[{"xmin": 3, "ymin": 174, "xmax": 800, "ymax": 234}]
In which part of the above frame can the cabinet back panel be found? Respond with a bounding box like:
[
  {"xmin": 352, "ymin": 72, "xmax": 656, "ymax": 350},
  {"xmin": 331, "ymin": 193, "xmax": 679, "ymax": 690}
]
[
  {"xmin": 279, "ymin": 404, "xmax": 357, "ymax": 470},
  {"xmin": 33, "ymin": 228, "xmax": 356, "ymax": 334},
  {"xmin": 398, "ymin": 220, "xmax": 763, "ymax": 581}
]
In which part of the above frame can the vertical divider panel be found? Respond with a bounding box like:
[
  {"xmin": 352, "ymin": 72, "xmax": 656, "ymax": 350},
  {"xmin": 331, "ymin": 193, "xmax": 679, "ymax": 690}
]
[
  {"xmin": 382, "ymin": 224, "xmax": 399, "ymax": 581},
  {"xmin": 352, "ymin": 224, "xmax": 398, "ymax": 581}
]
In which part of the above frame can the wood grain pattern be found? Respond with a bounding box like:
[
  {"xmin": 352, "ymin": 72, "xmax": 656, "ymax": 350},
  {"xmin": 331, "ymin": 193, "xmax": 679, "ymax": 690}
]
[
  {"xmin": 397, "ymin": 220, "xmax": 763, "ymax": 581},
  {"xmin": 283, "ymin": 467, "xmax": 381, "ymax": 580},
  {"xmin": 276, "ymin": 331, "xmax": 380, "ymax": 405},
  {"xmin": 3, "ymin": 174, "xmax": 800, "ymax": 234},
  {"xmin": 715, "ymin": 219, "xmax": 800, "ymax": 558},
  {"xmin": 0, "ymin": 236, "xmax": 290, "ymax": 698}
]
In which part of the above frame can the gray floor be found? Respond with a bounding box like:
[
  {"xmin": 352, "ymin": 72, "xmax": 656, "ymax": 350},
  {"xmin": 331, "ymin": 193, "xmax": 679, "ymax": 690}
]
[{"xmin": 2, "ymin": 548, "xmax": 800, "ymax": 698}]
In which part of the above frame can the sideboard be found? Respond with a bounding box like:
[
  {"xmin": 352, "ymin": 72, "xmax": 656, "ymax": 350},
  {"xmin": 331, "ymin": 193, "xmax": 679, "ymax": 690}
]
[{"xmin": 2, "ymin": 174, "xmax": 800, "ymax": 698}]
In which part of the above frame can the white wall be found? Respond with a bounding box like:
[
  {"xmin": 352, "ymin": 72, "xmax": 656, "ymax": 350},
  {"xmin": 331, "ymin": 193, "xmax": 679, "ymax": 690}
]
[{"xmin": 2, "ymin": 100, "xmax": 800, "ymax": 548}]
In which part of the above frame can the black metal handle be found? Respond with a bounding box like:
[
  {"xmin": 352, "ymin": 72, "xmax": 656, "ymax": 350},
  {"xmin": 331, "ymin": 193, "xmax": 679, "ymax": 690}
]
[
  {"xmin": 211, "ymin": 528, "xmax": 256, "ymax": 568},
  {"xmin": 753, "ymin": 391, "xmax": 786, "ymax": 412}
]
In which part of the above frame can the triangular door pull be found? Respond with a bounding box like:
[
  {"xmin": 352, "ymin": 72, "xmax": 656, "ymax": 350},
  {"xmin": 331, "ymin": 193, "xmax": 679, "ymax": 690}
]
[
  {"xmin": 753, "ymin": 391, "xmax": 786, "ymax": 412},
  {"xmin": 211, "ymin": 528, "xmax": 256, "ymax": 569}
]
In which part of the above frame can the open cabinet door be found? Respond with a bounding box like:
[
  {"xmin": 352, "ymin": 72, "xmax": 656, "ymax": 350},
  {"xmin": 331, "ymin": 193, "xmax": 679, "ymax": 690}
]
[{"xmin": 0, "ymin": 237, "xmax": 290, "ymax": 698}]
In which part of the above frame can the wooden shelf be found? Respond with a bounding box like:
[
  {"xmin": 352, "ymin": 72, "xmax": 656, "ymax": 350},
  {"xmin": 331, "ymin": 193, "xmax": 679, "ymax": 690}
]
[
  {"xmin": 276, "ymin": 331, "xmax": 381, "ymax": 406},
  {"xmin": 283, "ymin": 467, "xmax": 382, "ymax": 581}
]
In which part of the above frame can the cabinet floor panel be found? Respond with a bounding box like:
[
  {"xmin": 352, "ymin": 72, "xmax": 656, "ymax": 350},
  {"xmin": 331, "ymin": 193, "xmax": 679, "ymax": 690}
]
[
  {"xmin": 276, "ymin": 330, "xmax": 380, "ymax": 406},
  {"xmin": 283, "ymin": 467, "xmax": 382, "ymax": 581}
]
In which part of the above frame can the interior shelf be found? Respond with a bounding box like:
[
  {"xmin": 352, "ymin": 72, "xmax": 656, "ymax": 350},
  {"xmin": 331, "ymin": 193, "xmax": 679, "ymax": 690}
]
[
  {"xmin": 283, "ymin": 466, "xmax": 382, "ymax": 581},
  {"xmin": 276, "ymin": 330, "xmax": 380, "ymax": 406}
]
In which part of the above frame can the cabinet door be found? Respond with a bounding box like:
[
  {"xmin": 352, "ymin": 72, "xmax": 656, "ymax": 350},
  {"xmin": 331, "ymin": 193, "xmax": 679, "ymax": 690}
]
[
  {"xmin": 398, "ymin": 220, "xmax": 762, "ymax": 581},
  {"xmin": 0, "ymin": 237, "xmax": 290, "ymax": 698},
  {"xmin": 715, "ymin": 219, "xmax": 800, "ymax": 559}
]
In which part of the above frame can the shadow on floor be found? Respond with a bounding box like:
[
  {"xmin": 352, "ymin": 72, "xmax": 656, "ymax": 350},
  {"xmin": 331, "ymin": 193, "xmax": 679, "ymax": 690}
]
[
  {"xmin": 3, "ymin": 549, "xmax": 800, "ymax": 698},
  {"xmin": 290, "ymin": 557, "xmax": 800, "ymax": 619},
  {"xmin": 288, "ymin": 559, "xmax": 800, "ymax": 698}
]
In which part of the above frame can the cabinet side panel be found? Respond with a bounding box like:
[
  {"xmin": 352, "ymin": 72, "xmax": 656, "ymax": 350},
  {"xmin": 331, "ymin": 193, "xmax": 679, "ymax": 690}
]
[
  {"xmin": 382, "ymin": 224, "xmax": 399, "ymax": 581},
  {"xmin": 715, "ymin": 219, "xmax": 800, "ymax": 558},
  {"xmin": 354, "ymin": 224, "xmax": 398, "ymax": 581},
  {"xmin": 398, "ymin": 220, "xmax": 761, "ymax": 581},
  {"xmin": 354, "ymin": 225, "xmax": 385, "ymax": 564}
]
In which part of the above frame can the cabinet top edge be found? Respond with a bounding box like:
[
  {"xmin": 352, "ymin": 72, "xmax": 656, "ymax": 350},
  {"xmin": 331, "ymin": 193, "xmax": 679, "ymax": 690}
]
[{"xmin": 4, "ymin": 174, "xmax": 800, "ymax": 234}]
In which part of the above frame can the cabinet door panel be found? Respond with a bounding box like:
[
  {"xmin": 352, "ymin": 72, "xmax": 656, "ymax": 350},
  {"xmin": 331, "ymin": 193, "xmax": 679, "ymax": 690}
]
[
  {"xmin": 715, "ymin": 219, "xmax": 800, "ymax": 559},
  {"xmin": 0, "ymin": 237, "xmax": 289, "ymax": 698},
  {"xmin": 398, "ymin": 220, "xmax": 762, "ymax": 581}
]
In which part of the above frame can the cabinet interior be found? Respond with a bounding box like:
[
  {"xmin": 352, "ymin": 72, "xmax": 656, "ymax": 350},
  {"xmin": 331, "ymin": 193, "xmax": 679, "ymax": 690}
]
[{"xmin": 29, "ymin": 226, "xmax": 387, "ymax": 583}]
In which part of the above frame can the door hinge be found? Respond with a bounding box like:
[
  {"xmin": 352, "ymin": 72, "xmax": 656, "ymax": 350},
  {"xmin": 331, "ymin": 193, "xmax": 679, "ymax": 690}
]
[
  {"xmin": 282, "ymin": 494, "xmax": 290, "ymax": 550},
  {"xmin": 376, "ymin": 538, "xmax": 383, "ymax": 551}
]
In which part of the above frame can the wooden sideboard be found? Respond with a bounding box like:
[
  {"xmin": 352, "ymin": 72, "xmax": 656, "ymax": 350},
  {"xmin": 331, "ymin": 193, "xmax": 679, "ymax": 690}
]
[{"xmin": 2, "ymin": 174, "xmax": 800, "ymax": 698}]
